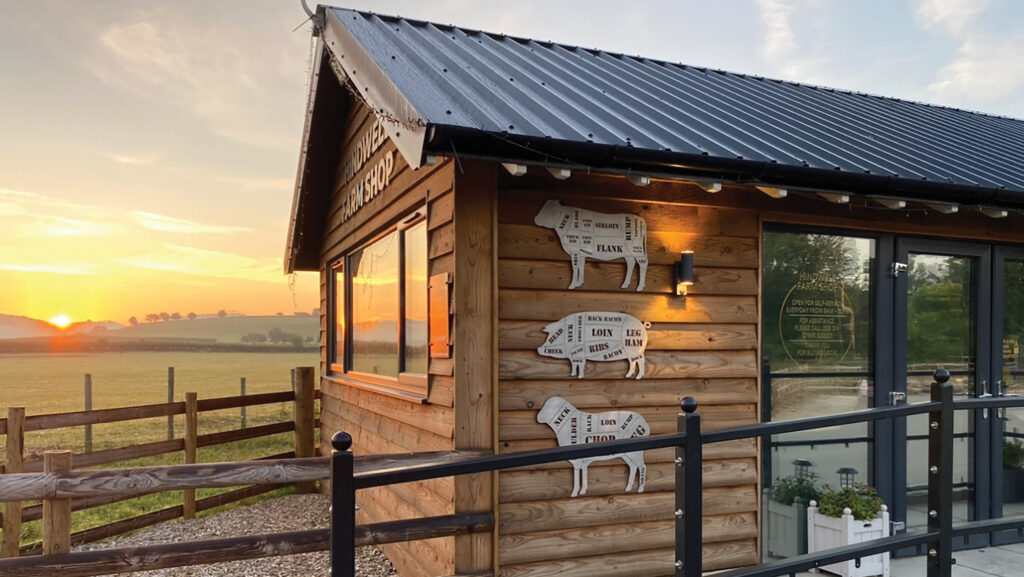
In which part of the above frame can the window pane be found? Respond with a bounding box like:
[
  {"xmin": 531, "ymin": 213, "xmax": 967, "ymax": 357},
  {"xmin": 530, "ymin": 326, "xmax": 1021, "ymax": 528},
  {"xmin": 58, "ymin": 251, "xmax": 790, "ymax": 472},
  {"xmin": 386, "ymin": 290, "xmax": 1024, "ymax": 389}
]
[
  {"xmin": 351, "ymin": 231, "xmax": 400, "ymax": 376},
  {"xmin": 404, "ymin": 221, "xmax": 428, "ymax": 374},
  {"xmin": 761, "ymin": 231, "xmax": 875, "ymax": 560},
  {"xmin": 333, "ymin": 263, "xmax": 344, "ymax": 368}
]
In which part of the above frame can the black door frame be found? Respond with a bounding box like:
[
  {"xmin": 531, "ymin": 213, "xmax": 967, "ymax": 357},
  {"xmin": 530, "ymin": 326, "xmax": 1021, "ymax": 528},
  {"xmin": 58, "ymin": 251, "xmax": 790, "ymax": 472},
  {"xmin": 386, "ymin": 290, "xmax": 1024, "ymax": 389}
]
[
  {"xmin": 991, "ymin": 246, "xmax": 1024, "ymax": 545},
  {"xmin": 889, "ymin": 237, "xmax": 992, "ymax": 551}
]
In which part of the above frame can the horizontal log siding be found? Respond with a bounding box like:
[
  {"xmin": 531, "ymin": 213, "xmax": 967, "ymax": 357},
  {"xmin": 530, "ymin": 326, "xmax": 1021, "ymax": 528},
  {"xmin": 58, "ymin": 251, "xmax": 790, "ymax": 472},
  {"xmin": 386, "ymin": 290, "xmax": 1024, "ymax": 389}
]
[
  {"xmin": 495, "ymin": 171, "xmax": 760, "ymax": 576},
  {"xmin": 318, "ymin": 103, "xmax": 457, "ymax": 577}
]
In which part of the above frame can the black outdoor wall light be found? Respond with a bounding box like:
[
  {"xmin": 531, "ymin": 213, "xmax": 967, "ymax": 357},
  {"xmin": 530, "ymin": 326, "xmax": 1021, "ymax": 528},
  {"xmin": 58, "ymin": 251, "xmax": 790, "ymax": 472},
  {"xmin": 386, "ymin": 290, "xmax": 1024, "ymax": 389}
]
[{"xmin": 674, "ymin": 251, "xmax": 695, "ymax": 296}]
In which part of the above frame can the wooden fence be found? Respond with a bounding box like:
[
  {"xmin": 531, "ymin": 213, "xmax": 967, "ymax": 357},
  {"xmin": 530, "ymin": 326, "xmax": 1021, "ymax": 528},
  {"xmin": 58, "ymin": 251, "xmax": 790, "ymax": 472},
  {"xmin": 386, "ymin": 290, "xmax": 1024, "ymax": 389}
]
[
  {"xmin": 0, "ymin": 367, "xmax": 320, "ymax": 557},
  {"xmin": 0, "ymin": 451, "xmax": 490, "ymax": 577}
]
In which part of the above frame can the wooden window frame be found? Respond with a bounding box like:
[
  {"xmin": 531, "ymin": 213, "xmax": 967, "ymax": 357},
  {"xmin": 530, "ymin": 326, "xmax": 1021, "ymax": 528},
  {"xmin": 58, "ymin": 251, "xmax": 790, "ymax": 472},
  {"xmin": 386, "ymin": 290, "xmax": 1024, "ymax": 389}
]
[{"xmin": 328, "ymin": 208, "xmax": 429, "ymax": 402}]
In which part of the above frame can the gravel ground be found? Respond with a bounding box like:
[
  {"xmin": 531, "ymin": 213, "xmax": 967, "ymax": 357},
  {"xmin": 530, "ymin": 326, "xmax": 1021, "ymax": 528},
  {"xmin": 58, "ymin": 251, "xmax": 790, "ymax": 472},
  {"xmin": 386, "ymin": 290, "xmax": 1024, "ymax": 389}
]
[{"xmin": 75, "ymin": 494, "xmax": 398, "ymax": 577}]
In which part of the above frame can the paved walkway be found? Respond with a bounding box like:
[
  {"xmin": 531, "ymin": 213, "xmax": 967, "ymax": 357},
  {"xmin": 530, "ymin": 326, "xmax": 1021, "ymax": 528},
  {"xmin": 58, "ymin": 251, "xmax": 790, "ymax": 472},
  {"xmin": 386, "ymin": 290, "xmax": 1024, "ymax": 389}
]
[{"xmin": 791, "ymin": 543, "xmax": 1024, "ymax": 576}]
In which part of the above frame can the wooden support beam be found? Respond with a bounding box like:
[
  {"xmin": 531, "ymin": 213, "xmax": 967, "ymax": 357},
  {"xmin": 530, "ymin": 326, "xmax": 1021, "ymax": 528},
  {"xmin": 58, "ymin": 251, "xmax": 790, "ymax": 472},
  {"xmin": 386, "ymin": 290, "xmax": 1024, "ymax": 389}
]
[
  {"xmin": 183, "ymin": 393, "xmax": 197, "ymax": 520},
  {"xmin": 42, "ymin": 451, "xmax": 72, "ymax": 555},
  {"xmin": 1, "ymin": 408, "xmax": 25, "ymax": 558},
  {"xmin": 293, "ymin": 367, "xmax": 316, "ymax": 494},
  {"xmin": 453, "ymin": 159, "xmax": 496, "ymax": 574}
]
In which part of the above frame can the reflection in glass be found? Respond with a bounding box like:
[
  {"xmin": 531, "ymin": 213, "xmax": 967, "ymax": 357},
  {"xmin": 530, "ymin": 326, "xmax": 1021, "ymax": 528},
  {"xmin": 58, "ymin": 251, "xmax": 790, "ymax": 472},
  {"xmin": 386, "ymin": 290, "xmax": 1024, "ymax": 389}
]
[
  {"xmin": 404, "ymin": 221, "xmax": 428, "ymax": 374},
  {"xmin": 350, "ymin": 231, "xmax": 400, "ymax": 376},
  {"xmin": 333, "ymin": 263, "xmax": 344, "ymax": 368},
  {"xmin": 905, "ymin": 254, "xmax": 976, "ymax": 532},
  {"xmin": 1002, "ymin": 261, "xmax": 1024, "ymax": 514},
  {"xmin": 762, "ymin": 231, "xmax": 874, "ymax": 560}
]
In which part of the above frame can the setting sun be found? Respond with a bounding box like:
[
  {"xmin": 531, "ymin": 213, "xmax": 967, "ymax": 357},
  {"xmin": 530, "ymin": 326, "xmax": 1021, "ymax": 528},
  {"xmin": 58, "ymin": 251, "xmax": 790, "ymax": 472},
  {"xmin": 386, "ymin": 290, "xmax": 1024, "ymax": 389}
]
[{"xmin": 49, "ymin": 314, "xmax": 72, "ymax": 329}]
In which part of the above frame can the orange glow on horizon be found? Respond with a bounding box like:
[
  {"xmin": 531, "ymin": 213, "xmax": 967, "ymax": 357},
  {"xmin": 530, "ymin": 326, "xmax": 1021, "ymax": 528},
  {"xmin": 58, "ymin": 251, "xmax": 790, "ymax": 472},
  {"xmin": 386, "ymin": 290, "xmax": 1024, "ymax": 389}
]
[{"xmin": 49, "ymin": 314, "xmax": 72, "ymax": 328}]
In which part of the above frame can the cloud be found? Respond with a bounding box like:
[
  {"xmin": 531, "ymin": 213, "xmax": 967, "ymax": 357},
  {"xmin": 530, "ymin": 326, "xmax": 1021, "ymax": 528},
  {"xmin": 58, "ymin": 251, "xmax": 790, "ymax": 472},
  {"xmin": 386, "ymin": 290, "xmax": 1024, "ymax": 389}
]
[
  {"xmin": 132, "ymin": 211, "xmax": 251, "ymax": 235},
  {"xmin": 105, "ymin": 152, "xmax": 159, "ymax": 165},
  {"xmin": 37, "ymin": 215, "xmax": 117, "ymax": 237},
  {"xmin": 120, "ymin": 243, "xmax": 283, "ymax": 284},
  {"xmin": 928, "ymin": 33, "xmax": 1024, "ymax": 101},
  {"xmin": 755, "ymin": 0, "xmax": 799, "ymax": 62},
  {"xmin": 915, "ymin": 0, "xmax": 988, "ymax": 35},
  {"xmin": 214, "ymin": 175, "xmax": 294, "ymax": 192},
  {"xmin": 87, "ymin": 7, "xmax": 307, "ymax": 150},
  {"xmin": 0, "ymin": 263, "xmax": 96, "ymax": 275},
  {"xmin": 753, "ymin": 0, "xmax": 829, "ymax": 82}
]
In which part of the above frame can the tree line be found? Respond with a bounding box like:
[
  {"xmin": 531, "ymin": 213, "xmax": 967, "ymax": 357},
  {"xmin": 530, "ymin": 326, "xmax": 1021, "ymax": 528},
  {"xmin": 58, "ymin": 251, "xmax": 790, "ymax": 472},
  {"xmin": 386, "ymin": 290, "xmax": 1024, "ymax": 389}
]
[{"xmin": 241, "ymin": 327, "xmax": 314, "ymax": 347}]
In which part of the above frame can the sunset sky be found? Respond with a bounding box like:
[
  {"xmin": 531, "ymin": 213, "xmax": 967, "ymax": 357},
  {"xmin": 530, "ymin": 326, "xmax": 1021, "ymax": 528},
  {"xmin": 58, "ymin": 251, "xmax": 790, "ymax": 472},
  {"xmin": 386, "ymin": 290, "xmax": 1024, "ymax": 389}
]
[{"xmin": 2, "ymin": 0, "xmax": 1022, "ymax": 325}]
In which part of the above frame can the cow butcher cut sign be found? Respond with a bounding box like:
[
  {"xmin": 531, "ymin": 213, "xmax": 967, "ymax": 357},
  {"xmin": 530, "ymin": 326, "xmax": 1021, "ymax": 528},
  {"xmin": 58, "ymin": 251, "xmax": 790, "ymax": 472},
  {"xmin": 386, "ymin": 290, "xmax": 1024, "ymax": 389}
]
[
  {"xmin": 537, "ymin": 396, "xmax": 650, "ymax": 497},
  {"xmin": 538, "ymin": 312, "xmax": 650, "ymax": 379},
  {"xmin": 534, "ymin": 200, "xmax": 649, "ymax": 291}
]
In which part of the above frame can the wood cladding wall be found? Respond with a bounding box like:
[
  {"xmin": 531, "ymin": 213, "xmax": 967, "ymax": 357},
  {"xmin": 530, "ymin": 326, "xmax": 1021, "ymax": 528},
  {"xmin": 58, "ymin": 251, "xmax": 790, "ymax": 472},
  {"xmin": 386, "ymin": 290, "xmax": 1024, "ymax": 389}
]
[
  {"xmin": 495, "ymin": 171, "xmax": 761, "ymax": 576},
  {"xmin": 318, "ymin": 103, "xmax": 457, "ymax": 577}
]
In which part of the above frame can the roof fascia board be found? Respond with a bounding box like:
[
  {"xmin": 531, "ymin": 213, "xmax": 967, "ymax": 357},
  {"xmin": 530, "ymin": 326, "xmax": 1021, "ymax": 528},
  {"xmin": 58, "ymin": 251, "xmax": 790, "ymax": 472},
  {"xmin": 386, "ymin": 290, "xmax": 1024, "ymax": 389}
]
[
  {"xmin": 322, "ymin": 9, "xmax": 427, "ymax": 169},
  {"xmin": 285, "ymin": 35, "xmax": 328, "ymax": 274}
]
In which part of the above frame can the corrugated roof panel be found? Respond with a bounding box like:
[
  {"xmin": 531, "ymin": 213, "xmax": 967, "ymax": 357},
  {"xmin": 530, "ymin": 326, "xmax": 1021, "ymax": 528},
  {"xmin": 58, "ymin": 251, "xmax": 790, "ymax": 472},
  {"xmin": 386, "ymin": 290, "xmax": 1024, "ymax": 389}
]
[{"xmin": 326, "ymin": 7, "xmax": 1024, "ymax": 197}]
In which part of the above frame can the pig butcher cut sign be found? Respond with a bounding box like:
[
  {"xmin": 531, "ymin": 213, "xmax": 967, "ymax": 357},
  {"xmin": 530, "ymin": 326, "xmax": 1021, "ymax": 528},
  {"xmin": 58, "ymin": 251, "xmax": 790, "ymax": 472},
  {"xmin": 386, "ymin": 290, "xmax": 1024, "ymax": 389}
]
[
  {"xmin": 537, "ymin": 396, "xmax": 650, "ymax": 497},
  {"xmin": 538, "ymin": 312, "xmax": 650, "ymax": 379},
  {"xmin": 534, "ymin": 200, "xmax": 649, "ymax": 291}
]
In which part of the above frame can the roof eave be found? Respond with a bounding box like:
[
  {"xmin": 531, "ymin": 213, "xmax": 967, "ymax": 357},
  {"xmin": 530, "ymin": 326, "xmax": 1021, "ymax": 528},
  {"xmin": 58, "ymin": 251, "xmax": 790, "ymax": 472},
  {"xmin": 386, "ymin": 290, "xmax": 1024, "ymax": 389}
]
[{"xmin": 425, "ymin": 124, "xmax": 1019, "ymax": 209}]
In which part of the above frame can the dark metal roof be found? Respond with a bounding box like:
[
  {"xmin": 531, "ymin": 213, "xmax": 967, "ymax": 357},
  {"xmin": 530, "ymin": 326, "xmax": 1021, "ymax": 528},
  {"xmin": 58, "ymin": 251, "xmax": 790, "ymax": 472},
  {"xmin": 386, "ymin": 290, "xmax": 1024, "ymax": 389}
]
[{"xmin": 318, "ymin": 6, "xmax": 1024, "ymax": 206}]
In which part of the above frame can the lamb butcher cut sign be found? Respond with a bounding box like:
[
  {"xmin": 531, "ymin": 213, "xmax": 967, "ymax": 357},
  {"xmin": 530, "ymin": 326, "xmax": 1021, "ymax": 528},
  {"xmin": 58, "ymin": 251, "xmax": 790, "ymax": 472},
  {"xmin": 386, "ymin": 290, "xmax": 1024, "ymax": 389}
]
[
  {"xmin": 534, "ymin": 200, "xmax": 649, "ymax": 291},
  {"xmin": 537, "ymin": 312, "xmax": 650, "ymax": 379},
  {"xmin": 537, "ymin": 396, "xmax": 650, "ymax": 497}
]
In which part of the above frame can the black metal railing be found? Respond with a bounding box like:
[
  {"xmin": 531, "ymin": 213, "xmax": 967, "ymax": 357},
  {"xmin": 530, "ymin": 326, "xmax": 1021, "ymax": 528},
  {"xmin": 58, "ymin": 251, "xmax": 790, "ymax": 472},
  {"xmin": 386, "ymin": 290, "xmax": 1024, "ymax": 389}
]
[{"xmin": 329, "ymin": 369, "xmax": 1024, "ymax": 577}]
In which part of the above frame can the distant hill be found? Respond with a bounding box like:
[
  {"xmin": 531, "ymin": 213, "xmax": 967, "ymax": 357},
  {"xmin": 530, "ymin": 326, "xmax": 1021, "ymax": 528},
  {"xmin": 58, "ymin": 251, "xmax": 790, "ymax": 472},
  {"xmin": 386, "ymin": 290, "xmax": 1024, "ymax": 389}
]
[
  {"xmin": 0, "ymin": 315, "xmax": 60, "ymax": 339},
  {"xmin": 114, "ymin": 315, "xmax": 318, "ymax": 344}
]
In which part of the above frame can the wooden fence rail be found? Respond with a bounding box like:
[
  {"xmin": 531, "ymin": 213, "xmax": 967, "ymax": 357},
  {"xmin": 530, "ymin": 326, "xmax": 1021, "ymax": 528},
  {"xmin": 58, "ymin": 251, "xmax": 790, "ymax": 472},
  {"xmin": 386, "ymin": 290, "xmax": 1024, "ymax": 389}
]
[
  {"xmin": 0, "ymin": 367, "xmax": 320, "ymax": 558},
  {"xmin": 0, "ymin": 512, "xmax": 494, "ymax": 577}
]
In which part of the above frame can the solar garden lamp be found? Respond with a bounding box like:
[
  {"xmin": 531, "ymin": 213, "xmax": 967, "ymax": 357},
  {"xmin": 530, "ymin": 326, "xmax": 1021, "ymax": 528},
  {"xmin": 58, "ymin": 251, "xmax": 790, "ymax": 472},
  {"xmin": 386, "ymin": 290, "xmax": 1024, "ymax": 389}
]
[
  {"xmin": 793, "ymin": 458, "xmax": 813, "ymax": 480},
  {"xmin": 837, "ymin": 467, "xmax": 858, "ymax": 489}
]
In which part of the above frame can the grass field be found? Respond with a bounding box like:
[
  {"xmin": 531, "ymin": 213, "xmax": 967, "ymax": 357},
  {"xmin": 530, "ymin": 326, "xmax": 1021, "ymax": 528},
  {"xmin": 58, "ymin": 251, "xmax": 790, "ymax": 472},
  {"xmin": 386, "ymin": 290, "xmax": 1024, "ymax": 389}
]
[{"xmin": 0, "ymin": 350, "xmax": 321, "ymax": 547}]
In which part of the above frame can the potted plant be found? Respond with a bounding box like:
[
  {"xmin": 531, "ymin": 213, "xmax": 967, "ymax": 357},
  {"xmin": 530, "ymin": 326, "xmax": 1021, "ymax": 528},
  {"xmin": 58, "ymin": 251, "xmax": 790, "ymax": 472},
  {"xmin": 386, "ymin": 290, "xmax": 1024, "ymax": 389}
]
[
  {"xmin": 764, "ymin": 473, "xmax": 821, "ymax": 558},
  {"xmin": 807, "ymin": 484, "xmax": 890, "ymax": 577},
  {"xmin": 1003, "ymin": 438, "xmax": 1024, "ymax": 503}
]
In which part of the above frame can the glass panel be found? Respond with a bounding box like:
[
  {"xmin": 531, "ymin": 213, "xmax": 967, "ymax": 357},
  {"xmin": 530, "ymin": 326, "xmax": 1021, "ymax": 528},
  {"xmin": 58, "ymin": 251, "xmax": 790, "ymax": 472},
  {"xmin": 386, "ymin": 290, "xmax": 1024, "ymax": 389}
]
[
  {"xmin": 761, "ymin": 231, "xmax": 874, "ymax": 560},
  {"xmin": 350, "ymin": 231, "xmax": 400, "ymax": 376},
  {"xmin": 404, "ymin": 221, "xmax": 428, "ymax": 374},
  {"xmin": 333, "ymin": 263, "xmax": 345, "ymax": 368},
  {"xmin": 1002, "ymin": 261, "xmax": 1024, "ymax": 515},
  {"xmin": 905, "ymin": 253, "xmax": 976, "ymax": 532}
]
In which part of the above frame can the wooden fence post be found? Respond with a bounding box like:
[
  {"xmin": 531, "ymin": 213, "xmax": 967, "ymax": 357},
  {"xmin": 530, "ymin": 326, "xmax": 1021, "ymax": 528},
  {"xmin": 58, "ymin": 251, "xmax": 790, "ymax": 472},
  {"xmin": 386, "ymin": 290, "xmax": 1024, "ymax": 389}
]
[
  {"xmin": 167, "ymin": 367, "xmax": 175, "ymax": 441},
  {"xmin": 42, "ymin": 450, "xmax": 72, "ymax": 555},
  {"xmin": 240, "ymin": 377, "xmax": 247, "ymax": 429},
  {"xmin": 1, "ymin": 407, "xmax": 25, "ymax": 558},
  {"xmin": 84, "ymin": 373, "xmax": 93, "ymax": 453},
  {"xmin": 293, "ymin": 367, "xmax": 315, "ymax": 494},
  {"xmin": 183, "ymin": 392, "xmax": 197, "ymax": 520}
]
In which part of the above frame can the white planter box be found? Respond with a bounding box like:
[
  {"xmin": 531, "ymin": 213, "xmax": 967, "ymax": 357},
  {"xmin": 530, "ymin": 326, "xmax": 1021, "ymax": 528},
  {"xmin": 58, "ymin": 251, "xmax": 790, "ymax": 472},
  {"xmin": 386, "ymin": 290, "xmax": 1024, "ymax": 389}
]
[
  {"xmin": 807, "ymin": 501, "xmax": 890, "ymax": 577},
  {"xmin": 764, "ymin": 492, "xmax": 808, "ymax": 558}
]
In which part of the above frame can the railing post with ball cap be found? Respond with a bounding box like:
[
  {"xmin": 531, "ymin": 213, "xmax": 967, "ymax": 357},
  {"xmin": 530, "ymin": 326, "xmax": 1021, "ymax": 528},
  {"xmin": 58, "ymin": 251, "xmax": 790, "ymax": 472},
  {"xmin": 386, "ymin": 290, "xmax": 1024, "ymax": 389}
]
[
  {"xmin": 331, "ymin": 432, "xmax": 356, "ymax": 577},
  {"xmin": 926, "ymin": 369, "xmax": 954, "ymax": 577},
  {"xmin": 676, "ymin": 397, "xmax": 703, "ymax": 577}
]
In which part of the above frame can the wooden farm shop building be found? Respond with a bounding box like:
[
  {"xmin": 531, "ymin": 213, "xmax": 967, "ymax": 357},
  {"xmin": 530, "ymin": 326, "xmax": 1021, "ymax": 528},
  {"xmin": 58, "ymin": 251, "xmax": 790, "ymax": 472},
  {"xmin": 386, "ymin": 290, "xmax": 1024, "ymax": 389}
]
[{"xmin": 285, "ymin": 6, "xmax": 1024, "ymax": 576}]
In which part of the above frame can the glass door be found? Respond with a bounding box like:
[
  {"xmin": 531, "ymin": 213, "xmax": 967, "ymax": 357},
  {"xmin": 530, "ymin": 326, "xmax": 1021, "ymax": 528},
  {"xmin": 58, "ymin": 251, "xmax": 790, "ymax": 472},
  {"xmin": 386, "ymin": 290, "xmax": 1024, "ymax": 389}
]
[
  {"xmin": 992, "ymin": 248, "xmax": 1024, "ymax": 545},
  {"xmin": 893, "ymin": 238, "xmax": 991, "ymax": 549}
]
